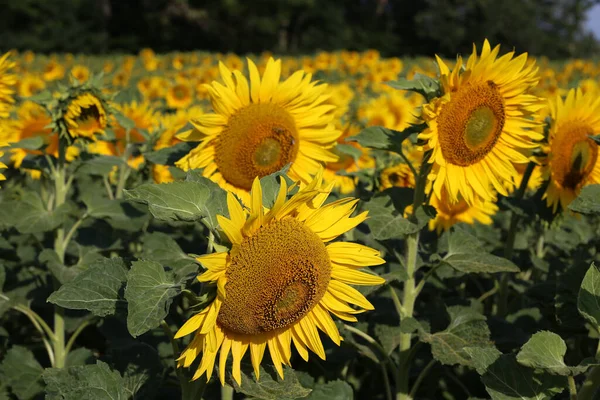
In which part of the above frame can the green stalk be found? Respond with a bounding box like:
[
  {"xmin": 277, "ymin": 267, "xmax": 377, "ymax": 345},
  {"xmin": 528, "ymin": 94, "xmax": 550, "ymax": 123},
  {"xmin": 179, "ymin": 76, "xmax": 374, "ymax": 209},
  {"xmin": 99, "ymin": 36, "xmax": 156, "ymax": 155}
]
[
  {"xmin": 115, "ymin": 128, "xmax": 132, "ymax": 199},
  {"xmin": 52, "ymin": 136, "xmax": 69, "ymax": 368},
  {"xmin": 396, "ymin": 151, "xmax": 430, "ymax": 400},
  {"xmin": 496, "ymin": 162, "xmax": 534, "ymax": 318}
]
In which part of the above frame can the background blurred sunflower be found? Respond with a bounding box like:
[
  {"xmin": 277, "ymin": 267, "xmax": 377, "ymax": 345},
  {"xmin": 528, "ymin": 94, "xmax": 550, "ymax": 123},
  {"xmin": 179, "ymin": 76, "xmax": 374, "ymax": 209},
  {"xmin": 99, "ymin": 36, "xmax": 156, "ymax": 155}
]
[
  {"xmin": 175, "ymin": 172, "xmax": 385, "ymax": 385},
  {"xmin": 428, "ymin": 186, "xmax": 498, "ymax": 233},
  {"xmin": 542, "ymin": 88, "xmax": 600, "ymax": 212},
  {"xmin": 176, "ymin": 57, "xmax": 340, "ymax": 203},
  {"xmin": 420, "ymin": 40, "xmax": 543, "ymax": 205},
  {"xmin": 64, "ymin": 92, "xmax": 107, "ymax": 139},
  {"xmin": 0, "ymin": 52, "xmax": 16, "ymax": 118}
]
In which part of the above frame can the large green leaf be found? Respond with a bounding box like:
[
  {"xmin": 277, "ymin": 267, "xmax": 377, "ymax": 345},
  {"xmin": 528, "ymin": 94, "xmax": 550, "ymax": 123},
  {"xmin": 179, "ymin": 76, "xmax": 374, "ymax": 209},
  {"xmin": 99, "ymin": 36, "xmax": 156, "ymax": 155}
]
[
  {"xmin": 385, "ymin": 74, "xmax": 441, "ymax": 99},
  {"xmin": 443, "ymin": 229, "xmax": 519, "ymax": 273},
  {"xmin": 346, "ymin": 125, "xmax": 423, "ymax": 153},
  {"xmin": 124, "ymin": 260, "xmax": 181, "ymax": 337},
  {"xmin": 568, "ymin": 185, "xmax": 600, "ymax": 215},
  {"xmin": 304, "ymin": 380, "xmax": 353, "ymax": 400},
  {"xmin": 578, "ymin": 262, "xmax": 600, "ymax": 328},
  {"xmin": 140, "ymin": 232, "xmax": 197, "ymax": 280},
  {"xmin": 422, "ymin": 306, "xmax": 494, "ymax": 367},
  {"xmin": 0, "ymin": 346, "xmax": 44, "ymax": 400},
  {"xmin": 144, "ymin": 142, "xmax": 195, "ymax": 165},
  {"xmin": 362, "ymin": 196, "xmax": 425, "ymax": 240},
  {"xmin": 124, "ymin": 171, "xmax": 227, "ymax": 230},
  {"xmin": 231, "ymin": 365, "xmax": 312, "ymax": 400},
  {"xmin": 463, "ymin": 347, "xmax": 502, "ymax": 375},
  {"xmin": 0, "ymin": 191, "xmax": 71, "ymax": 234},
  {"xmin": 47, "ymin": 258, "xmax": 128, "ymax": 317},
  {"xmin": 516, "ymin": 330, "xmax": 597, "ymax": 376},
  {"xmin": 43, "ymin": 361, "xmax": 129, "ymax": 400},
  {"xmin": 481, "ymin": 355, "xmax": 566, "ymax": 400}
]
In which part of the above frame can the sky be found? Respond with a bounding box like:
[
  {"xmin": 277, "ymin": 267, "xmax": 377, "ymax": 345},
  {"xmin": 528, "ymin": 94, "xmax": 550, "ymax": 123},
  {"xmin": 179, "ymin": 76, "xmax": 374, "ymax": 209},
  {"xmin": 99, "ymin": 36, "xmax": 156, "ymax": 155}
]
[{"xmin": 587, "ymin": 3, "xmax": 600, "ymax": 38}]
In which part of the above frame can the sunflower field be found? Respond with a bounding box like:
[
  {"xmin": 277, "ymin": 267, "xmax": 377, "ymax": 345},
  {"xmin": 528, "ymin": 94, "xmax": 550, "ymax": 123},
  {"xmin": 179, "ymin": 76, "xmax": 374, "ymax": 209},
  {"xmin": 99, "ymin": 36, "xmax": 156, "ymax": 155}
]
[{"xmin": 0, "ymin": 42, "xmax": 600, "ymax": 400}]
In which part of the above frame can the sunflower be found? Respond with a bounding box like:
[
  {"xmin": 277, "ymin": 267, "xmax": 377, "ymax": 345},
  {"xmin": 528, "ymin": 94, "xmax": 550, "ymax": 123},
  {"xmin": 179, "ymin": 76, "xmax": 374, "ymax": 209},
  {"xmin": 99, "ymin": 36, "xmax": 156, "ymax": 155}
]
[
  {"xmin": 43, "ymin": 59, "xmax": 65, "ymax": 82},
  {"xmin": 175, "ymin": 172, "xmax": 385, "ymax": 385},
  {"xmin": 420, "ymin": 40, "xmax": 543, "ymax": 205},
  {"xmin": 359, "ymin": 92, "xmax": 421, "ymax": 133},
  {"xmin": 0, "ymin": 139, "xmax": 8, "ymax": 182},
  {"xmin": 0, "ymin": 52, "xmax": 16, "ymax": 118},
  {"xmin": 18, "ymin": 74, "xmax": 46, "ymax": 98},
  {"xmin": 88, "ymin": 101, "xmax": 158, "ymax": 169},
  {"xmin": 71, "ymin": 65, "xmax": 90, "ymax": 83},
  {"xmin": 428, "ymin": 186, "xmax": 498, "ymax": 233},
  {"xmin": 2, "ymin": 102, "xmax": 78, "ymax": 178},
  {"xmin": 64, "ymin": 93, "xmax": 107, "ymax": 139},
  {"xmin": 166, "ymin": 83, "xmax": 193, "ymax": 109},
  {"xmin": 176, "ymin": 58, "xmax": 341, "ymax": 203},
  {"xmin": 542, "ymin": 88, "xmax": 600, "ymax": 212},
  {"xmin": 379, "ymin": 163, "xmax": 415, "ymax": 190}
]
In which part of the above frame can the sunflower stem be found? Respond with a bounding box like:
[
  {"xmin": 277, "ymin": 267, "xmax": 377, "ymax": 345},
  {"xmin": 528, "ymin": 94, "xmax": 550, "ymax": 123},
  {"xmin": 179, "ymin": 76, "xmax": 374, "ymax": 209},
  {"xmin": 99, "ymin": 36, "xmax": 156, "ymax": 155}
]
[
  {"xmin": 496, "ymin": 161, "xmax": 534, "ymax": 318},
  {"xmin": 52, "ymin": 136, "xmax": 69, "ymax": 369},
  {"xmin": 221, "ymin": 385, "xmax": 234, "ymax": 400},
  {"xmin": 115, "ymin": 128, "xmax": 132, "ymax": 199},
  {"xmin": 408, "ymin": 360, "xmax": 436, "ymax": 399}
]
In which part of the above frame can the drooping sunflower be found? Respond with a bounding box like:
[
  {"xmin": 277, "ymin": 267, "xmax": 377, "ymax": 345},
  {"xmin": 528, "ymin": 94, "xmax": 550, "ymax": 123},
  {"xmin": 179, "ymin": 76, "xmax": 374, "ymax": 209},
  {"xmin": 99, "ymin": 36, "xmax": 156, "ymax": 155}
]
[
  {"xmin": 420, "ymin": 40, "xmax": 543, "ymax": 205},
  {"xmin": 175, "ymin": 172, "xmax": 385, "ymax": 385},
  {"xmin": 542, "ymin": 88, "xmax": 600, "ymax": 212},
  {"xmin": 0, "ymin": 52, "xmax": 16, "ymax": 118},
  {"xmin": 64, "ymin": 93, "xmax": 107, "ymax": 139},
  {"xmin": 176, "ymin": 58, "xmax": 341, "ymax": 203},
  {"xmin": 380, "ymin": 163, "xmax": 415, "ymax": 190},
  {"xmin": 428, "ymin": 186, "xmax": 498, "ymax": 233}
]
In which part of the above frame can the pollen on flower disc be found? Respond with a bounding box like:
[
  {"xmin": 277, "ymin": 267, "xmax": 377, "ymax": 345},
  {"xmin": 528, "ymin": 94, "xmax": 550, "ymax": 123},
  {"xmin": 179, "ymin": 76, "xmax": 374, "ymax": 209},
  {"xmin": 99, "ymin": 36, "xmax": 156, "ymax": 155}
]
[
  {"xmin": 214, "ymin": 103, "xmax": 299, "ymax": 191},
  {"xmin": 217, "ymin": 218, "xmax": 331, "ymax": 335},
  {"xmin": 437, "ymin": 81, "xmax": 506, "ymax": 166}
]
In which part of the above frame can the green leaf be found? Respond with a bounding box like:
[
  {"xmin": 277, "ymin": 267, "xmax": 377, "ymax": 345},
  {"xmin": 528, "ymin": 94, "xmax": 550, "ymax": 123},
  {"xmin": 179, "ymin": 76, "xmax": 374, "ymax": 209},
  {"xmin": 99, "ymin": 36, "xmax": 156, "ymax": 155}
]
[
  {"xmin": 443, "ymin": 229, "xmax": 519, "ymax": 273},
  {"xmin": 259, "ymin": 166, "xmax": 294, "ymax": 209},
  {"xmin": 385, "ymin": 74, "xmax": 441, "ymax": 99},
  {"xmin": 141, "ymin": 232, "xmax": 197, "ymax": 279},
  {"xmin": 304, "ymin": 380, "xmax": 353, "ymax": 400},
  {"xmin": 125, "ymin": 260, "xmax": 181, "ymax": 337},
  {"xmin": 76, "ymin": 155, "xmax": 124, "ymax": 176},
  {"xmin": 590, "ymin": 134, "xmax": 600, "ymax": 145},
  {"xmin": 109, "ymin": 342, "xmax": 163, "ymax": 399},
  {"xmin": 463, "ymin": 347, "xmax": 502, "ymax": 375},
  {"xmin": 0, "ymin": 346, "xmax": 44, "ymax": 400},
  {"xmin": 569, "ymin": 185, "xmax": 600, "ymax": 215},
  {"xmin": 516, "ymin": 331, "xmax": 597, "ymax": 376},
  {"xmin": 362, "ymin": 196, "xmax": 419, "ymax": 240},
  {"xmin": 374, "ymin": 324, "xmax": 403, "ymax": 355},
  {"xmin": 40, "ymin": 249, "xmax": 80, "ymax": 284},
  {"xmin": 144, "ymin": 142, "xmax": 195, "ymax": 165},
  {"xmin": 43, "ymin": 361, "xmax": 129, "ymax": 400},
  {"xmin": 422, "ymin": 306, "xmax": 493, "ymax": 367},
  {"xmin": 47, "ymin": 258, "xmax": 127, "ymax": 317},
  {"xmin": 578, "ymin": 262, "xmax": 600, "ymax": 328},
  {"xmin": 113, "ymin": 111, "xmax": 136, "ymax": 131},
  {"xmin": 335, "ymin": 144, "xmax": 362, "ymax": 161},
  {"xmin": 0, "ymin": 191, "xmax": 71, "ymax": 234},
  {"xmin": 9, "ymin": 136, "xmax": 45, "ymax": 150},
  {"xmin": 65, "ymin": 348, "xmax": 95, "ymax": 367},
  {"xmin": 124, "ymin": 172, "xmax": 227, "ymax": 230},
  {"xmin": 231, "ymin": 365, "xmax": 312, "ymax": 400},
  {"xmin": 346, "ymin": 125, "xmax": 423, "ymax": 152},
  {"xmin": 481, "ymin": 354, "xmax": 566, "ymax": 400}
]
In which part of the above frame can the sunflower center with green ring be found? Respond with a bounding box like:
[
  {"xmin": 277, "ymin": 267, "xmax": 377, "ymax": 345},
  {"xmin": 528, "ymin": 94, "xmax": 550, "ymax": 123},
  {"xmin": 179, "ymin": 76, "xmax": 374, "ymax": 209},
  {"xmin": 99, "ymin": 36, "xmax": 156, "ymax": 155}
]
[
  {"xmin": 217, "ymin": 218, "xmax": 331, "ymax": 336},
  {"xmin": 437, "ymin": 81, "xmax": 506, "ymax": 166},
  {"xmin": 215, "ymin": 103, "xmax": 299, "ymax": 191}
]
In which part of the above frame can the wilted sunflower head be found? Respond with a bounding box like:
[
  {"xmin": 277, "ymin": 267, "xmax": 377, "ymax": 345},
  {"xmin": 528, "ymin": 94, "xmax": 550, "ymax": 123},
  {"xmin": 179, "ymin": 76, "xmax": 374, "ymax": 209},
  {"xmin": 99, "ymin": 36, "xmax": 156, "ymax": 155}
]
[
  {"xmin": 175, "ymin": 57, "xmax": 341, "ymax": 204},
  {"xmin": 175, "ymin": 171, "xmax": 385, "ymax": 385},
  {"xmin": 542, "ymin": 88, "xmax": 600, "ymax": 213},
  {"xmin": 0, "ymin": 52, "xmax": 16, "ymax": 119},
  {"xmin": 64, "ymin": 93, "xmax": 107, "ymax": 140},
  {"xmin": 420, "ymin": 40, "xmax": 544, "ymax": 206}
]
